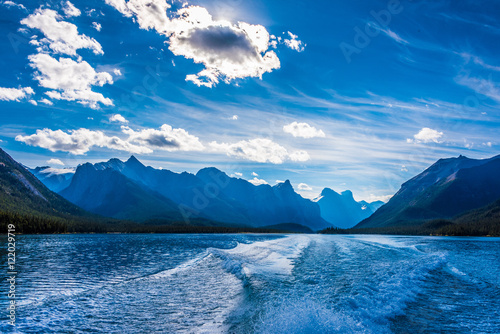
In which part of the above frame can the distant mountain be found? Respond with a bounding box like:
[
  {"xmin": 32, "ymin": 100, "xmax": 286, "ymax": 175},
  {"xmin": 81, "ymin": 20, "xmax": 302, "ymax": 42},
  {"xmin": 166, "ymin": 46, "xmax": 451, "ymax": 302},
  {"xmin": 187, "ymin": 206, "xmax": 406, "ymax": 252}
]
[
  {"xmin": 359, "ymin": 200, "xmax": 385, "ymax": 213},
  {"xmin": 314, "ymin": 188, "xmax": 384, "ymax": 228},
  {"xmin": 197, "ymin": 168, "xmax": 331, "ymax": 230},
  {"xmin": 47, "ymin": 156, "xmax": 332, "ymax": 231},
  {"xmin": 356, "ymin": 155, "xmax": 500, "ymax": 228},
  {"xmin": 89, "ymin": 157, "xmax": 252, "ymax": 224},
  {"xmin": 0, "ymin": 148, "xmax": 91, "ymax": 223},
  {"xmin": 30, "ymin": 166, "xmax": 74, "ymax": 192},
  {"xmin": 60, "ymin": 162, "xmax": 184, "ymax": 222}
]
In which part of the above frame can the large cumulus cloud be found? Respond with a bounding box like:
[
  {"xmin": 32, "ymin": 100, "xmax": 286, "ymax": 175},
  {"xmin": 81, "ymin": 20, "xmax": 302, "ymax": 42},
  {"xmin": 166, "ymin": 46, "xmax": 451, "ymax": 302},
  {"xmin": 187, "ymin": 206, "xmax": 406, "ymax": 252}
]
[{"xmin": 105, "ymin": 1, "xmax": 283, "ymax": 87}]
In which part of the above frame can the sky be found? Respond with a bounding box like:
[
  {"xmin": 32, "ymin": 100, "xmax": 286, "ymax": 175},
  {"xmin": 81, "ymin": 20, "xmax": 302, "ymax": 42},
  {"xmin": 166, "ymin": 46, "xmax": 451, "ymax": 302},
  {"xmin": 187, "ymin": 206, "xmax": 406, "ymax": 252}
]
[{"xmin": 0, "ymin": 0, "xmax": 499, "ymax": 202}]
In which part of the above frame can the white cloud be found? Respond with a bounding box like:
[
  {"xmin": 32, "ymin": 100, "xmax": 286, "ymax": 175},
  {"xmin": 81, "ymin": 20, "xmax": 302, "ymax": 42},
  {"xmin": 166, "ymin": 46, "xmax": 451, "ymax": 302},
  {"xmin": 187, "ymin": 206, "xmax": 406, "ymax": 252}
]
[
  {"xmin": 105, "ymin": 2, "xmax": 281, "ymax": 87},
  {"xmin": 401, "ymin": 165, "xmax": 408, "ymax": 172},
  {"xmin": 456, "ymin": 74, "xmax": 500, "ymax": 103},
  {"xmin": 29, "ymin": 99, "xmax": 37, "ymax": 105},
  {"xmin": 366, "ymin": 194, "xmax": 393, "ymax": 203},
  {"xmin": 483, "ymin": 142, "xmax": 492, "ymax": 147},
  {"xmin": 284, "ymin": 31, "xmax": 305, "ymax": 52},
  {"xmin": 62, "ymin": 1, "xmax": 81, "ymax": 17},
  {"xmin": 16, "ymin": 124, "xmax": 309, "ymax": 164},
  {"xmin": 105, "ymin": 0, "xmax": 170, "ymax": 31},
  {"xmin": 209, "ymin": 138, "xmax": 310, "ymax": 164},
  {"xmin": 248, "ymin": 177, "xmax": 268, "ymax": 186},
  {"xmin": 283, "ymin": 121, "xmax": 325, "ymax": 138},
  {"xmin": 2, "ymin": 1, "xmax": 26, "ymax": 10},
  {"xmin": 92, "ymin": 22, "xmax": 102, "ymax": 32},
  {"xmin": 231, "ymin": 115, "xmax": 238, "ymax": 120},
  {"xmin": 0, "ymin": 87, "xmax": 34, "ymax": 101},
  {"xmin": 39, "ymin": 98, "xmax": 53, "ymax": 105},
  {"xmin": 298, "ymin": 183, "xmax": 312, "ymax": 191},
  {"xmin": 21, "ymin": 8, "xmax": 102, "ymax": 56},
  {"xmin": 232, "ymin": 172, "xmax": 243, "ymax": 177},
  {"xmin": 252, "ymin": 172, "xmax": 258, "ymax": 177},
  {"xmin": 37, "ymin": 167, "xmax": 75, "ymax": 176},
  {"xmin": 122, "ymin": 124, "xmax": 204, "ymax": 152},
  {"xmin": 407, "ymin": 127, "xmax": 444, "ymax": 144},
  {"xmin": 379, "ymin": 27, "xmax": 409, "ymax": 45},
  {"xmin": 109, "ymin": 114, "xmax": 128, "ymax": 123},
  {"xmin": 17, "ymin": 123, "xmax": 204, "ymax": 155},
  {"xmin": 47, "ymin": 158, "xmax": 65, "ymax": 166},
  {"xmin": 275, "ymin": 180, "xmax": 285, "ymax": 184},
  {"xmin": 289, "ymin": 150, "xmax": 310, "ymax": 162},
  {"xmin": 16, "ymin": 128, "xmax": 151, "ymax": 155},
  {"xmin": 113, "ymin": 69, "xmax": 122, "ymax": 76},
  {"xmin": 29, "ymin": 53, "xmax": 114, "ymax": 109}
]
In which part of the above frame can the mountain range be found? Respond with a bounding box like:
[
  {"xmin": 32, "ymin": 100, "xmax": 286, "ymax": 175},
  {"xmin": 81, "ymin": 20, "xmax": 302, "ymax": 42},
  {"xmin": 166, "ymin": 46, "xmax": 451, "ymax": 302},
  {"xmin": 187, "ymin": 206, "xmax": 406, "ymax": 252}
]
[
  {"xmin": 28, "ymin": 155, "xmax": 386, "ymax": 231},
  {"xmin": 32, "ymin": 156, "xmax": 336, "ymax": 230},
  {"xmin": 7, "ymin": 147, "xmax": 498, "ymax": 235},
  {"xmin": 356, "ymin": 154, "xmax": 500, "ymax": 229}
]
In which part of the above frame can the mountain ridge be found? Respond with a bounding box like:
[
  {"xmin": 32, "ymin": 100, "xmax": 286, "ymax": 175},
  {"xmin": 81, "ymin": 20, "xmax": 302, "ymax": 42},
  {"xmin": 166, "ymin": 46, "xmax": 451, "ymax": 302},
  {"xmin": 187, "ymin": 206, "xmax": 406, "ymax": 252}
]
[
  {"xmin": 356, "ymin": 154, "xmax": 500, "ymax": 228},
  {"xmin": 53, "ymin": 157, "xmax": 332, "ymax": 231}
]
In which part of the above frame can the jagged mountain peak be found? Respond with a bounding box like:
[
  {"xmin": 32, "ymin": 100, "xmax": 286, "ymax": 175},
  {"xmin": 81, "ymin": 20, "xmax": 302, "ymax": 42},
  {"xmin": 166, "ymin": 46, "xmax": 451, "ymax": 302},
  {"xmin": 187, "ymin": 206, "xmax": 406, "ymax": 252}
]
[
  {"xmin": 274, "ymin": 179, "xmax": 293, "ymax": 191},
  {"xmin": 125, "ymin": 155, "xmax": 145, "ymax": 168},
  {"xmin": 126, "ymin": 155, "xmax": 140, "ymax": 163}
]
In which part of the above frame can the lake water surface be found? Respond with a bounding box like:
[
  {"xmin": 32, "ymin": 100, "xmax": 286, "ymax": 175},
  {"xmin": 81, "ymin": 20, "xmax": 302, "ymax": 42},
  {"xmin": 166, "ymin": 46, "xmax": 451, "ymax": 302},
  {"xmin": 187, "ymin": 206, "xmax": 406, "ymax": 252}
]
[{"xmin": 1, "ymin": 234, "xmax": 499, "ymax": 333}]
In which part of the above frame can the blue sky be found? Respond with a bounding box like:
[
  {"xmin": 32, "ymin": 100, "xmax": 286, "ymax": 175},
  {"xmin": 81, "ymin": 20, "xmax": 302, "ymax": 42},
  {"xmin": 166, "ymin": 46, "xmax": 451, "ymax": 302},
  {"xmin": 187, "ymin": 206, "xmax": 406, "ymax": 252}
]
[{"xmin": 0, "ymin": 0, "xmax": 499, "ymax": 202}]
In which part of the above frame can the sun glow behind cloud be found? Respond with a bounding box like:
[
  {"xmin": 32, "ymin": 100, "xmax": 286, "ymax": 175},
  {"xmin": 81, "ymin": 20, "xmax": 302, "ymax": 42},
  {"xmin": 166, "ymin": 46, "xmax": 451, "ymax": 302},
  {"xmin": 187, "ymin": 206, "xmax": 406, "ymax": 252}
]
[{"xmin": 104, "ymin": 0, "xmax": 305, "ymax": 87}]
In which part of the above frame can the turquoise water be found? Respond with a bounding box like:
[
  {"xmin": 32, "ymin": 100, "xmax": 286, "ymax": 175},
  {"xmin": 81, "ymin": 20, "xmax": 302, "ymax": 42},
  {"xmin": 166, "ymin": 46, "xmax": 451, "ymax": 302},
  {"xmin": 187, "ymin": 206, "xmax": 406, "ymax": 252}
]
[{"xmin": 1, "ymin": 234, "xmax": 499, "ymax": 333}]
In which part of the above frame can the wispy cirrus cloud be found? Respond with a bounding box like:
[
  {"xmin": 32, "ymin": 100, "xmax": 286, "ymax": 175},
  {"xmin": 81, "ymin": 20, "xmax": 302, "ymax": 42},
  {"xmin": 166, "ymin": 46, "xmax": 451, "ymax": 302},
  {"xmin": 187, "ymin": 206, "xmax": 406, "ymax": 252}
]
[{"xmin": 379, "ymin": 26, "xmax": 409, "ymax": 45}]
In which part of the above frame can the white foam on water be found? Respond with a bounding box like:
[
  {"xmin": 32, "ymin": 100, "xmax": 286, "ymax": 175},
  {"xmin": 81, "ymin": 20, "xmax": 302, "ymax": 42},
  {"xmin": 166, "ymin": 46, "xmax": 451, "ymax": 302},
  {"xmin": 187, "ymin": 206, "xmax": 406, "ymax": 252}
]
[
  {"xmin": 248, "ymin": 235, "xmax": 449, "ymax": 334},
  {"xmin": 255, "ymin": 299, "xmax": 368, "ymax": 334},
  {"xmin": 141, "ymin": 251, "xmax": 211, "ymax": 280},
  {"xmin": 209, "ymin": 235, "xmax": 312, "ymax": 279},
  {"xmin": 448, "ymin": 265, "xmax": 467, "ymax": 277},
  {"xmin": 347, "ymin": 235, "xmax": 421, "ymax": 251}
]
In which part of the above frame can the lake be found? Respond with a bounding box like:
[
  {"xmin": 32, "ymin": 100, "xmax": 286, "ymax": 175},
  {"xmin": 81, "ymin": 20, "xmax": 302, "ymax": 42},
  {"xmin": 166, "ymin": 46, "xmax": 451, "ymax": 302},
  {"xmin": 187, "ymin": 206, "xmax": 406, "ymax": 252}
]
[{"xmin": 1, "ymin": 234, "xmax": 499, "ymax": 333}]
